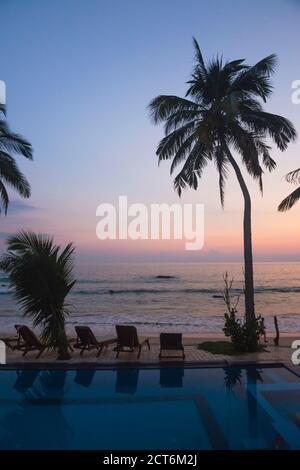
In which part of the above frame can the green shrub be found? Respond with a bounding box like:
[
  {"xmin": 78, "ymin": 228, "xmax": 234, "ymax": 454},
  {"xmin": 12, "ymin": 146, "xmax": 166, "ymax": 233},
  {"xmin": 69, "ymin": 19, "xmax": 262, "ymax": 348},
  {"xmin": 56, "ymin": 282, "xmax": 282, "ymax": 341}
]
[
  {"xmin": 222, "ymin": 272, "xmax": 265, "ymax": 352},
  {"xmin": 223, "ymin": 310, "xmax": 265, "ymax": 352}
]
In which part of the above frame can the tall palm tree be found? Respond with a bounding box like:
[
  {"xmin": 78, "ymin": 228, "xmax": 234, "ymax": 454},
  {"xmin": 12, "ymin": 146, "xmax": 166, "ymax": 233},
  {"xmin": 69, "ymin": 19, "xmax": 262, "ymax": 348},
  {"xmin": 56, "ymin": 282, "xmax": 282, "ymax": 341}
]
[
  {"xmin": 0, "ymin": 104, "xmax": 32, "ymax": 214},
  {"xmin": 0, "ymin": 231, "xmax": 76, "ymax": 360},
  {"xmin": 278, "ymin": 168, "xmax": 300, "ymax": 211},
  {"xmin": 149, "ymin": 39, "xmax": 296, "ymax": 323}
]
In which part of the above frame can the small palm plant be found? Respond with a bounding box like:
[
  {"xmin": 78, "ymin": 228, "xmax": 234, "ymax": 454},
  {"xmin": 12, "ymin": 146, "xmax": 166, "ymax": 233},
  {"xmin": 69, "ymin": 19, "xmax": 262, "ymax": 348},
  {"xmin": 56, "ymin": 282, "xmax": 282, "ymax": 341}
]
[
  {"xmin": 0, "ymin": 104, "xmax": 32, "ymax": 214},
  {"xmin": 278, "ymin": 168, "xmax": 300, "ymax": 211},
  {"xmin": 0, "ymin": 231, "xmax": 76, "ymax": 359}
]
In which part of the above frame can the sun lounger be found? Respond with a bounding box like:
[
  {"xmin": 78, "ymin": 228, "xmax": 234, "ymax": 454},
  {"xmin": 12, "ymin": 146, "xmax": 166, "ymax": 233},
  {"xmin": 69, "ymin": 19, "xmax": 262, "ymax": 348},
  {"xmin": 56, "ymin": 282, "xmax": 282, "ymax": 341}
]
[
  {"xmin": 74, "ymin": 326, "xmax": 116, "ymax": 356},
  {"xmin": 0, "ymin": 324, "xmax": 26, "ymax": 350},
  {"xmin": 12, "ymin": 325, "xmax": 47, "ymax": 359},
  {"xmin": 159, "ymin": 333, "xmax": 185, "ymax": 359},
  {"xmin": 115, "ymin": 325, "xmax": 150, "ymax": 358}
]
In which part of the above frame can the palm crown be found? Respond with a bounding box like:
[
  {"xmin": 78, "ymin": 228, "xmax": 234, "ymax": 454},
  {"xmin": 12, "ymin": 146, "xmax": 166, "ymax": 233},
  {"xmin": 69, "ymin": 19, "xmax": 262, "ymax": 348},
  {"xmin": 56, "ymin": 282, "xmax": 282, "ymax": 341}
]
[
  {"xmin": 149, "ymin": 38, "xmax": 296, "ymax": 205},
  {"xmin": 0, "ymin": 105, "xmax": 32, "ymax": 214}
]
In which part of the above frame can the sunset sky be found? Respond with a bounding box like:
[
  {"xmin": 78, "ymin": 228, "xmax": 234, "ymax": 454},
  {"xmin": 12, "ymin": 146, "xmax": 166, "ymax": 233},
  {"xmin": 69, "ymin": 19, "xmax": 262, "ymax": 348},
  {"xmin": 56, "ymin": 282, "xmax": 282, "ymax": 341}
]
[{"xmin": 0, "ymin": 0, "xmax": 300, "ymax": 262}]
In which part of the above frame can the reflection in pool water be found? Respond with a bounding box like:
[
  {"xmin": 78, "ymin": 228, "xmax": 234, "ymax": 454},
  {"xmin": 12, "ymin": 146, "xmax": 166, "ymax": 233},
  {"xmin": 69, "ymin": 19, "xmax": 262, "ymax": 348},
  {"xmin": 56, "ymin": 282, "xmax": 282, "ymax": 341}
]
[{"xmin": 0, "ymin": 365, "xmax": 299, "ymax": 450}]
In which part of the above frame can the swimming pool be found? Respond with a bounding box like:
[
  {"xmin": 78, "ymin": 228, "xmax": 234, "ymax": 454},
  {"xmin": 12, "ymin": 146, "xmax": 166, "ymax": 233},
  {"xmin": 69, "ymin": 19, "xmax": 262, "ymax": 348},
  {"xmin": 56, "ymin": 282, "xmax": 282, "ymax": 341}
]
[{"xmin": 0, "ymin": 364, "xmax": 299, "ymax": 450}]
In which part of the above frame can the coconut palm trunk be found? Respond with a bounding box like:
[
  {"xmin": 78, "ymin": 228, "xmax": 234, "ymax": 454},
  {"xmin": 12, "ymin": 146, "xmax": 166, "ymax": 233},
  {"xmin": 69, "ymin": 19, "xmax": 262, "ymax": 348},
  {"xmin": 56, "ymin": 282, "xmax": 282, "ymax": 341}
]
[
  {"xmin": 51, "ymin": 310, "xmax": 72, "ymax": 360},
  {"xmin": 224, "ymin": 146, "xmax": 255, "ymax": 321},
  {"xmin": 57, "ymin": 339, "xmax": 71, "ymax": 361}
]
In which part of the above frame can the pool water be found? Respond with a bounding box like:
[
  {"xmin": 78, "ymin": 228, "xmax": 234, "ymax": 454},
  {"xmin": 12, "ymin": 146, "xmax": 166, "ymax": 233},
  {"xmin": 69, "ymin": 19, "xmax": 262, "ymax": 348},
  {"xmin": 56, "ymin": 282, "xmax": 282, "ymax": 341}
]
[{"xmin": 0, "ymin": 365, "xmax": 300, "ymax": 450}]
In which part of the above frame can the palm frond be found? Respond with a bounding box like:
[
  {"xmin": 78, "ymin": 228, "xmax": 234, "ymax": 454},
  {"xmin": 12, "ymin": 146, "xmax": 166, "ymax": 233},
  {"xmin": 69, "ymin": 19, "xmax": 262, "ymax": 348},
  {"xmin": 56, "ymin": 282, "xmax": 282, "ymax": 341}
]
[
  {"xmin": 233, "ymin": 54, "xmax": 276, "ymax": 102},
  {"xmin": 0, "ymin": 181, "xmax": 9, "ymax": 214},
  {"xmin": 164, "ymin": 110, "xmax": 201, "ymax": 133},
  {"xmin": 238, "ymin": 98, "xmax": 263, "ymax": 113},
  {"xmin": 173, "ymin": 142, "xmax": 209, "ymax": 196},
  {"xmin": 215, "ymin": 145, "xmax": 229, "ymax": 207},
  {"xmin": 250, "ymin": 54, "xmax": 277, "ymax": 77},
  {"xmin": 255, "ymin": 139, "xmax": 276, "ymax": 171},
  {"xmin": 241, "ymin": 110, "xmax": 296, "ymax": 150},
  {"xmin": 148, "ymin": 96, "xmax": 201, "ymax": 124},
  {"xmin": 192, "ymin": 37, "xmax": 206, "ymax": 74},
  {"xmin": 156, "ymin": 122, "xmax": 196, "ymax": 161},
  {"xmin": 278, "ymin": 186, "xmax": 300, "ymax": 212},
  {"xmin": 5, "ymin": 230, "xmax": 54, "ymax": 256},
  {"xmin": 286, "ymin": 168, "xmax": 300, "ymax": 184},
  {"xmin": 0, "ymin": 103, "xmax": 6, "ymax": 116},
  {"xmin": 223, "ymin": 59, "xmax": 246, "ymax": 74},
  {"xmin": 0, "ymin": 151, "xmax": 31, "ymax": 199},
  {"xmin": 169, "ymin": 134, "xmax": 196, "ymax": 173},
  {"xmin": 0, "ymin": 120, "xmax": 33, "ymax": 159},
  {"xmin": 230, "ymin": 64, "xmax": 274, "ymax": 102}
]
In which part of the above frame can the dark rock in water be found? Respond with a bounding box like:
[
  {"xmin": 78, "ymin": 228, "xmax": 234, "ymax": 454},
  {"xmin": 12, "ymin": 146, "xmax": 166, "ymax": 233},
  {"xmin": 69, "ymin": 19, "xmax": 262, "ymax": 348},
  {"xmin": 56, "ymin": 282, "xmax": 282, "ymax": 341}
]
[
  {"xmin": 155, "ymin": 275, "xmax": 176, "ymax": 279},
  {"xmin": 212, "ymin": 295, "xmax": 223, "ymax": 298}
]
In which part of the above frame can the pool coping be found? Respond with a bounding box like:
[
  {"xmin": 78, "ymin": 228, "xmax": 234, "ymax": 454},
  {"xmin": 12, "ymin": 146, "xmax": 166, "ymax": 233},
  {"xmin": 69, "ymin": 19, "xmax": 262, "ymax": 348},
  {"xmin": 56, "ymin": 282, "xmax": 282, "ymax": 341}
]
[
  {"xmin": 0, "ymin": 360, "xmax": 227, "ymax": 370},
  {"xmin": 0, "ymin": 360, "xmax": 294, "ymax": 371}
]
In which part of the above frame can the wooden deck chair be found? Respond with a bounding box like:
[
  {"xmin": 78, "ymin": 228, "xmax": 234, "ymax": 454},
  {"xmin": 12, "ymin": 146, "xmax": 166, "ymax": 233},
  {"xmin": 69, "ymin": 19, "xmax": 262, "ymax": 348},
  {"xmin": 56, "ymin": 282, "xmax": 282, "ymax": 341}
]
[
  {"xmin": 115, "ymin": 325, "xmax": 150, "ymax": 359},
  {"xmin": 13, "ymin": 325, "xmax": 46, "ymax": 359},
  {"xmin": 159, "ymin": 333, "xmax": 185, "ymax": 359},
  {"xmin": 74, "ymin": 326, "xmax": 116, "ymax": 356}
]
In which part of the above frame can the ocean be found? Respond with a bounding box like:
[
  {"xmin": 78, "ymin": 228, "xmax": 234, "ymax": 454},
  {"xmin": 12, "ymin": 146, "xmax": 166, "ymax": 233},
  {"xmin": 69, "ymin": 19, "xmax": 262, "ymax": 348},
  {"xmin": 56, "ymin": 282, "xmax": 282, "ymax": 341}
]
[{"xmin": 1, "ymin": 262, "xmax": 300, "ymax": 336}]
